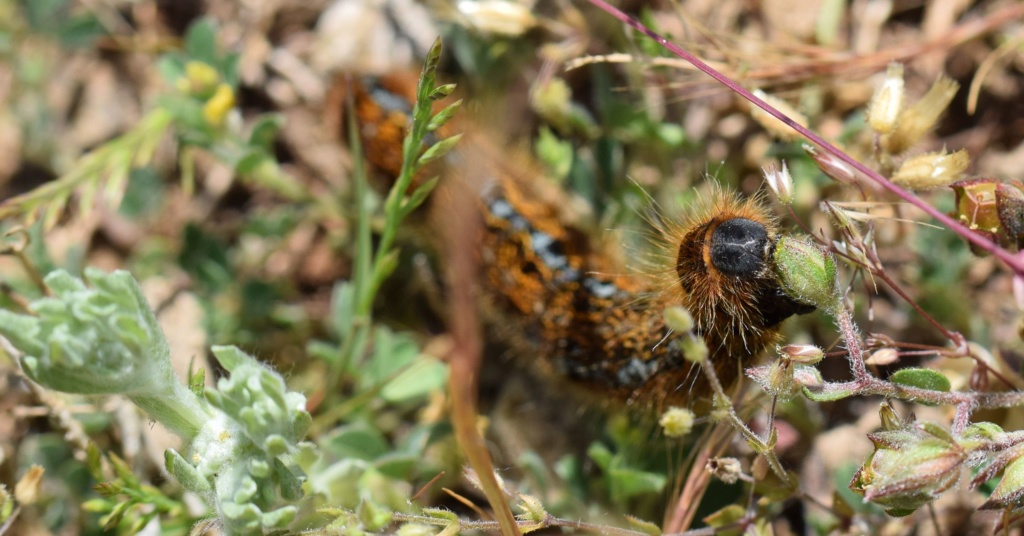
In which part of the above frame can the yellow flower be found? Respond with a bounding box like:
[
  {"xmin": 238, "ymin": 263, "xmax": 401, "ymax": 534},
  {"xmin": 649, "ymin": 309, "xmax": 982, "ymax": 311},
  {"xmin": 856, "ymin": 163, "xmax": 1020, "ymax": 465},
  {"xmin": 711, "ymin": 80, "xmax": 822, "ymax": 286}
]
[{"xmin": 203, "ymin": 83, "xmax": 235, "ymax": 128}]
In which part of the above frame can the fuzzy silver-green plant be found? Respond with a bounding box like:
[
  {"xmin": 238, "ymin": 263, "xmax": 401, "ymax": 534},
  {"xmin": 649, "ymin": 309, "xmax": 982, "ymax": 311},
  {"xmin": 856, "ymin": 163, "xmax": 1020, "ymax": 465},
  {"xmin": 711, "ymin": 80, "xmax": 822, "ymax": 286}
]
[{"xmin": 0, "ymin": 268, "xmax": 315, "ymax": 535}]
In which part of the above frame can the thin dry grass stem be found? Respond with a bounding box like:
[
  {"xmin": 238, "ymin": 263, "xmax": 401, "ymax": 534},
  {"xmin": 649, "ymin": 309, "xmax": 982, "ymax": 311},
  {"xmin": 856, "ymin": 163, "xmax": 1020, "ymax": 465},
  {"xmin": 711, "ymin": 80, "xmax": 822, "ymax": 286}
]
[
  {"xmin": 441, "ymin": 181, "xmax": 520, "ymax": 536},
  {"xmin": 967, "ymin": 31, "xmax": 1024, "ymax": 115},
  {"xmin": 663, "ymin": 422, "xmax": 732, "ymax": 533},
  {"xmin": 410, "ymin": 471, "xmax": 446, "ymax": 503},
  {"xmin": 586, "ymin": 0, "xmax": 1024, "ymax": 276},
  {"xmin": 442, "ymin": 487, "xmax": 490, "ymax": 521}
]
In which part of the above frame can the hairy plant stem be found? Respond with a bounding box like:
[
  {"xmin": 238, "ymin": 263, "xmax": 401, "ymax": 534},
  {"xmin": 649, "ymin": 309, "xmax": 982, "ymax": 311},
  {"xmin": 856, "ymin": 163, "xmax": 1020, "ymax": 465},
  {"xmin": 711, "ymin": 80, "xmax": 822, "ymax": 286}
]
[
  {"xmin": 699, "ymin": 352, "xmax": 790, "ymax": 484},
  {"xmin": 127, "ymin": 380, "xmax": 208, "ymax": 439},
  {"xmin": 388, "ymin": 510, "xmax": 758, "ymax": 536},
  {"xmin": 822, "ymin": 306, "xmax": 1024, "ymax": 434}
]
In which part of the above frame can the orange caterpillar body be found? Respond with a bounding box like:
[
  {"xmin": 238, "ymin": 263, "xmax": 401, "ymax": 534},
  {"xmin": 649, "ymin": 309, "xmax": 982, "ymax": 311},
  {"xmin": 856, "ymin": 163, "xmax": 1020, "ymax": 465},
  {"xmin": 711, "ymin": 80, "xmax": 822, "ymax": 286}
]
[
  {"xmin": 480, "ymin": 177, "xmax": 813, "ymax": 408},
  {"xmin": 342, "ymin": 75, "xmax": 814, "ymax": 410}
]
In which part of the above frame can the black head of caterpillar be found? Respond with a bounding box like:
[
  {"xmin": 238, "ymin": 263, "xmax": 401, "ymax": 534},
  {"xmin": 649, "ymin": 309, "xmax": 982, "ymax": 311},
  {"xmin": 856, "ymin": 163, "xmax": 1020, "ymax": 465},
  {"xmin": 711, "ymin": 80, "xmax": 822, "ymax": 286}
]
[{"xmin": 647, "ymin": 190, "xmax": 816, "ymax": 399}]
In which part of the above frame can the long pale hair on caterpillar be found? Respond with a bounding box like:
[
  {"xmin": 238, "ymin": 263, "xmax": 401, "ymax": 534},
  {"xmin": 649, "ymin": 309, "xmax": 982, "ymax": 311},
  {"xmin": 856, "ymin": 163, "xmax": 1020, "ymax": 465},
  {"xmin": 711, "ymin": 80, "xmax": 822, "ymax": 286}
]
[{"xmin": 608, "ymin": 182, "xmax": 816, "ymax": 407}]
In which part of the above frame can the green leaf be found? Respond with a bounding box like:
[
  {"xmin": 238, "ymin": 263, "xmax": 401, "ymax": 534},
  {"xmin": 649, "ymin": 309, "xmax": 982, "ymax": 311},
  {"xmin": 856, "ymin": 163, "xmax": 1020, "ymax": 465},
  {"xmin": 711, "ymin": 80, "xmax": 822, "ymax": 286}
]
[
  {"xmin": 609, "ymin": 466, "xmax": 666, "ymax": 501},
  {"xmin": 427, "ymin": 100, "xmax": 462, "ymax": 131},
  {"xmin": 429, "ymin": 83, "xmax": 456, "ymax": 101},
  {"xmin": 535, "ymin": 126, "xmax": 573, "ymax": 181},
  {"xmin": 329, "ymin": 281, "xmax": 357, "ymax": 337},
  {"xmin": 373, "ymin": 452, "xmax": 419, "ymax": 479},
  {"xmin": 587, "ymin": 442, "xmax": 613, "ymax": 471},
  {"xmin": 982, "ymin": 448, "xmax": 1024, "ymax": 510},
  {"xmin": 249, "ymin": 114, "xmax": 284, "ymax": 149},
  {"xmin": 362, "ymin": 328, "xmax": 420, "ymax": 387},
  {"xmin": 703, "ymin": 504, "xmax": 746, "ymax": 529},
  {"xmin": 399, "ymin": 176, "xmax": 440, "ymax": 219},
  {"xmin": 184, "ymin": 19, "xmax": 219, "ymax": 66},
  {"xmin": 235, "ymin": 151, "xmax": 267, "ymax": 176},
  {"xmin": 380, "ymin": 357, "xmax": 447, "ymax": 403},
  {"xmin": 416, "ymin": 134, "xmax": 463, "ymax": 167},
  {"xmin": 890, "ymin": 368, "xmax": 951, "ymax": 393},
  {"xmin": 164, "ymin": 450, "xmax": 212, "ymax": 492},
  {"xmin": 798, "ymin": 385, "xmax": 856, "ymax": 401},
  {"xmin": 324, "ymin": 424, "xmax": 391, "ymax": 461}
]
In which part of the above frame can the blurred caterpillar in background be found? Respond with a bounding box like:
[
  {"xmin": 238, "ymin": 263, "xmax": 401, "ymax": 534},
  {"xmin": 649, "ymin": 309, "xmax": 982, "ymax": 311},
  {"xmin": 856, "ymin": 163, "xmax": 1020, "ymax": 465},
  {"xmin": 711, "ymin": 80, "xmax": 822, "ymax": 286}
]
[{"xmin": 337, "ymin": 74, "xmax": 815, "ymax": 411}]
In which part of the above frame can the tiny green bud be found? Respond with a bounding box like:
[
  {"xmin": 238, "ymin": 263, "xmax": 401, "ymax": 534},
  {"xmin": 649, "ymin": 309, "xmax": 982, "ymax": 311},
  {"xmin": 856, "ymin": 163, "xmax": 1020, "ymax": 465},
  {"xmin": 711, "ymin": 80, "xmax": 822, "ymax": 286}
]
[
  {"xmin": 679, "ymin": 334, "xmax": 709, "ymax": 363},
  {"xmin": 659, "ymin": 406, "xmax": 695, "ymax": 438},
  {"xmin": 821, "ymin": 201, "xmax": 862, "ymax": 241},
  {"xmin": 516, "ymin": 493, "xmax": 547, "ymax": 523},
  {"xmin": 180, "ymin": 60, "xmax": 220, "ymax": 96},
  {"xmin": 663, "ymin": 306, "xmax": 694, "ymax": 333},
  {"xmin": 773, "ymin": 236, "xmax": 839, "ymax": 313},
  {"xmin": 868, "ymin": 63, "xmax": 905, "ymax": 135}
]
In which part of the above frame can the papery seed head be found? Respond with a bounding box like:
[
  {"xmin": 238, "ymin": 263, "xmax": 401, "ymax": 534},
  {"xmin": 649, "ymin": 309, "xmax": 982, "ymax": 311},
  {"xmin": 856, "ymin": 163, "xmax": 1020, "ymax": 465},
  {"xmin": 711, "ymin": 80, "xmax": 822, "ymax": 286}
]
[
  {"xmin": 707, "ymin": 457, "xmax": 743, "ymax": 484},
  {"xmin": 891, "ymin": 149, "xmax": 969, "ymax": 190},
  {"xmin": 868, "ymin": 63, "xmax": 906, "ymax": 135},
  {"xmin": 887, "ymin": 75, "xmax": 960, "ymax": 154}
]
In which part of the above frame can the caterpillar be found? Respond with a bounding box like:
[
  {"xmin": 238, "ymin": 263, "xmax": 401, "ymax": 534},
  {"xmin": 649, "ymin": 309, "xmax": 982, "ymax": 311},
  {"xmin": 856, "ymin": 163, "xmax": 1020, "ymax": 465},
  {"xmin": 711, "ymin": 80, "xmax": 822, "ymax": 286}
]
[{"xmin": 338, "ymin": 74, "xmax": 815, "ymax": 411}]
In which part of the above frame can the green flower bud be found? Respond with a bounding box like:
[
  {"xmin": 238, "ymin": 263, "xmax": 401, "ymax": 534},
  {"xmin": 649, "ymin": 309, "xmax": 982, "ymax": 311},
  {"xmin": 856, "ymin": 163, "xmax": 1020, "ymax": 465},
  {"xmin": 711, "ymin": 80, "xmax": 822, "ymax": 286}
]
[
  {"xmin": 662, "ymin": 306, "xmax": 694, "ymax": 333},
  {"xmin": 679, "ymin": 334, "xmax": 709, "ymax": 364},
  {"xmin": 850, "ymin": 421, "xmax": 965, "ymax": 516},
  {"xmin": 773, "ymin": 236, "xmax": 840, "ymax": 313}
]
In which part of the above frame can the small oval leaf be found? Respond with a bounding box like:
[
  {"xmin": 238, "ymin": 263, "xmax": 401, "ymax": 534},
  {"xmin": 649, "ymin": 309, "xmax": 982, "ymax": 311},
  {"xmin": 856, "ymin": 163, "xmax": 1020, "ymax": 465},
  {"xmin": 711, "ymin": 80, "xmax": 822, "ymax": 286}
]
[{"xmin": 890, "ymin": 368, "xmax": 951, "ymax": 393}]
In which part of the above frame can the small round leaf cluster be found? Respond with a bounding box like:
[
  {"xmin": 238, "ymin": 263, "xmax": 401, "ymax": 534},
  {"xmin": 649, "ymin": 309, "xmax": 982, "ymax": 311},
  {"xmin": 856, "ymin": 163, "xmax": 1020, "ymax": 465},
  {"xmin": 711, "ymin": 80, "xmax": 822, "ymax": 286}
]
[{"xmin": 167, "ymin": 346, "xmax": 314, "ymax": 534}]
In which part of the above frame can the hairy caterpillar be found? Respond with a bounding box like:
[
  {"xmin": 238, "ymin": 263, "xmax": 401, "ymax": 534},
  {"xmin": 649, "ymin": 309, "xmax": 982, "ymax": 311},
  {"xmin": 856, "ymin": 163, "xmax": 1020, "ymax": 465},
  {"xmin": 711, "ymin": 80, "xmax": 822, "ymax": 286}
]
[{"xmin": 338, "ymin": 75, "xmax": 814, "ymax": 411}]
